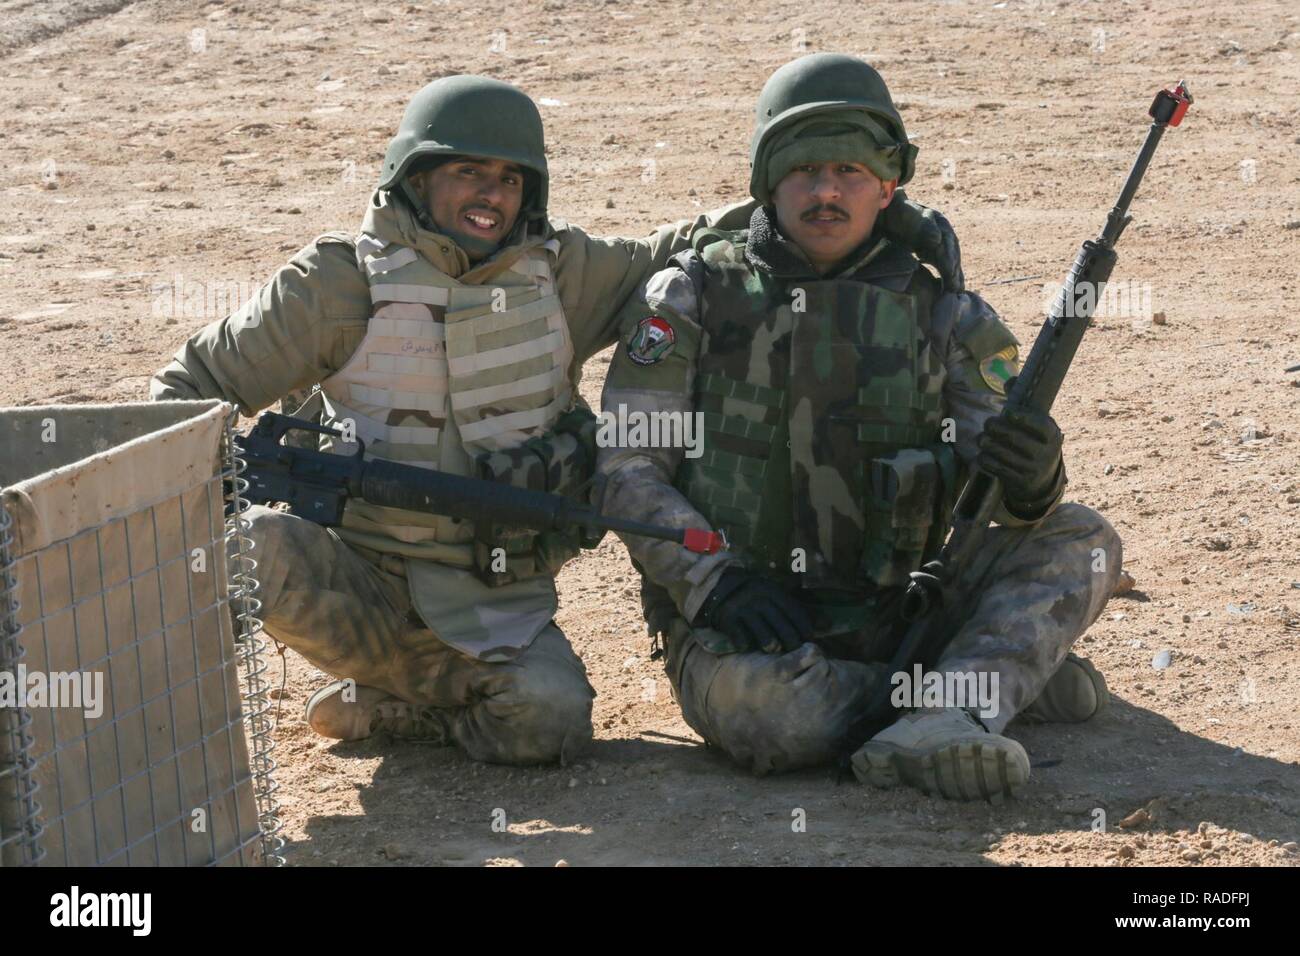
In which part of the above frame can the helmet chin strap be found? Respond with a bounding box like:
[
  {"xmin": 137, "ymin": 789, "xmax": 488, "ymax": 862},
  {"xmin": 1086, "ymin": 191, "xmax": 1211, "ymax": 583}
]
[{"xmin": 397, "ymin": 178, "xmax": 439, "ymax": 232}]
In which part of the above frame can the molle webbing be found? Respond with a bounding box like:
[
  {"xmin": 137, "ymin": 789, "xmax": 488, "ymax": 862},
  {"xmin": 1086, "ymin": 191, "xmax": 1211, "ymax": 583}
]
[
  {"xmin": 677, "ymin": 234, "xmax": 953, "ymax": 589},
  {"xmin": 681, "ymin": 372, "xmax": 786, "ymax": 551},
  {"xmin": 317, "ymin": 231, "xmax": 575, "ymax": 567}
]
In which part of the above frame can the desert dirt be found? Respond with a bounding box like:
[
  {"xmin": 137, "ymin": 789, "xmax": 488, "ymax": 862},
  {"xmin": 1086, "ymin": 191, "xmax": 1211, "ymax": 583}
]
[{"xmin": 2, "ymin": 0, "xmax": 1298, "ymax": 867}]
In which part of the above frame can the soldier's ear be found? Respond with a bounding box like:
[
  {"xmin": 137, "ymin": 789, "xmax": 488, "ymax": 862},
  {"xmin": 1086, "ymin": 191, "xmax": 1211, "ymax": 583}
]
[
  {"xmin": 404, "ymin": 171, "xmax": 428, "ymax": 208},
  {"xmin": 879, "ymin": 178, "xmax": 899, "ymax": 209}
]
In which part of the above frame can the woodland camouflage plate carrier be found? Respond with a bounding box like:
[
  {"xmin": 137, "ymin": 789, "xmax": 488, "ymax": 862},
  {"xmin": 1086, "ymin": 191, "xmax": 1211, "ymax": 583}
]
[{"xmin": 673, "ymin": 225, "xmax": 1017, "ymax": 597}]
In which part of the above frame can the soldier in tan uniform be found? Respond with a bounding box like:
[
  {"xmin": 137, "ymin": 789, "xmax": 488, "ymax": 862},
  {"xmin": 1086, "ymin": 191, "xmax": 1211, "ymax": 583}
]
[
  {"xmin": 596, "ymin": 55, "xmax": 1121, "ymax": 798},
  {"xmin": 152, "ymin": 74, "xmax": 963, "ymax": 766}
]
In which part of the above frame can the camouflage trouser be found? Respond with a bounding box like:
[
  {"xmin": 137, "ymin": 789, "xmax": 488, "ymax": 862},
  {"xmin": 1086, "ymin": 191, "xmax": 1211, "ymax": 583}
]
[
  {"xmin": 662, "ymin": 503, "xmax": 1122, "ymax": 775},
  {"xmin": 241, "ymin": 506, "xmax": 594, "ymax": 766}
]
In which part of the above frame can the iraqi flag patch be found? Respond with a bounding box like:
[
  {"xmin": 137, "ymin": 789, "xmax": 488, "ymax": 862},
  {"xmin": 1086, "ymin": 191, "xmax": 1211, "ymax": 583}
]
[{"xmin": 626, "ymin": 316, "xmax": 676, "ymax": 366}]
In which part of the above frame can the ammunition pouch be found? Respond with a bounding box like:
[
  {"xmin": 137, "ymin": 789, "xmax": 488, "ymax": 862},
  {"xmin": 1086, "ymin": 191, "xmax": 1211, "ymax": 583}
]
[
  {"xmin": 474, "ymin": 406, "xmax": 598, "ymax": 499},
  {"xmin": 470, "ymin": 406, "xmax": 602, "ymax": 586},
  {"xmin": 860, "ymin": 442, "xmax": 959, "ymax": 588}
]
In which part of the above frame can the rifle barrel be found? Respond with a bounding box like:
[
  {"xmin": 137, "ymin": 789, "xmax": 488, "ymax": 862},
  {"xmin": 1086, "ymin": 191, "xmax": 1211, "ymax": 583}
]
[{"xmin": 1109, "ymin": 123, "xmax": 1167, "ymax": 239}]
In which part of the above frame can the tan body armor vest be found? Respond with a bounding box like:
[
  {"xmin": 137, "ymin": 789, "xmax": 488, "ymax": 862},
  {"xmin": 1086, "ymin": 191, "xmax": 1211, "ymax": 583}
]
[{"xmin": 319, "ymin": 231, "xmax": 574, "ymax": 563}]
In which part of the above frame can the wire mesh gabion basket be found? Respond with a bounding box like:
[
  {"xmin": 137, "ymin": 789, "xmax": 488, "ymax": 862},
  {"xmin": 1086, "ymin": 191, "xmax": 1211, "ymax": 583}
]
[{"xmin": 0, "ymin": 400, "xmax": 279, "ymax": 866}]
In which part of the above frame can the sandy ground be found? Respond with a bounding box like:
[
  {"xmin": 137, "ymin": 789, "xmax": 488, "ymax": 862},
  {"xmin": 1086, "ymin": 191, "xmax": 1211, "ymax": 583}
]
[{"xmin": 2, "ymin": 0, "xmax": 1298, "ymax": 866}]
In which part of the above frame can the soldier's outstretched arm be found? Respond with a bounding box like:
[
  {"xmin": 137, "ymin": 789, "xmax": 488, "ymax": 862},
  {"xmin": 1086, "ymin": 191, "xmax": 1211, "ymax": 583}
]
[
  {"xmin": 149, "ymin": 234, "xmax": 370, "ymax": 415},
  {"xmin": 939, "ymin": 290, "xmax": 1066, "ymax": 527},
  {"xmin": 596, "ymin": 266, "xmax": 742, "ymax": 622},
  {"xmin": 554, "ymin": 200, "xmax": 756, "ymax": 369}
]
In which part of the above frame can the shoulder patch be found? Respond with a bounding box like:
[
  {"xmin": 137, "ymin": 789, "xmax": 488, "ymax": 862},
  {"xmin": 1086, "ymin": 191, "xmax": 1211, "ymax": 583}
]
[
  {"xmin": 979, "ymin": 345, "xmax": 1020, "ymax": 395},
  {"xmin": 626, "ymin": 316, "xmax": 676, "ymax": 366}
]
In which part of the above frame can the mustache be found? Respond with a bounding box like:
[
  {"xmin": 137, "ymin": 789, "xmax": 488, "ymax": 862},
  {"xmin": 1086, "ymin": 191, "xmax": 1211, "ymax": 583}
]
[{"xmin": 800, "ymin": 203, "xmax": 850, "ymax": 221}]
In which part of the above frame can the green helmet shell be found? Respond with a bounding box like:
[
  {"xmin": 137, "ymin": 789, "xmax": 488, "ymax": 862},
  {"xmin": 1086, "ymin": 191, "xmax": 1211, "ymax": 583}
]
[
  {"xmin": 379, "ymin": 75, "xmax": 549, "ymax": 214},
  {"xmin": 749, "ymin": 53, "xmax": 916, "ymax": 199}
]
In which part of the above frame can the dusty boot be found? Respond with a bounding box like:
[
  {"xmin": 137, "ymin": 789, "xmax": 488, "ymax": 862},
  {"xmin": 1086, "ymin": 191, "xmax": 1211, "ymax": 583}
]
[
  {"xmin": 851, "ymin": 707, "xmax": 1030, "ymax": 803},
  {"xmin": 1019, "ymin": 653, "xmax": 1109, "ymax": 724},
  {"xmin": 306, "ymin": 681, "xmax": 450, "ymax": 743}
]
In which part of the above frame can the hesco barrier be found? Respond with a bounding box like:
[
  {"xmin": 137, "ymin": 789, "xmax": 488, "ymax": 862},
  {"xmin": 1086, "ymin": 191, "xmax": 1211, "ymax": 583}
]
[{"xmin": 0, "ymin": 400, "xmax": 279, "ymax": 866}]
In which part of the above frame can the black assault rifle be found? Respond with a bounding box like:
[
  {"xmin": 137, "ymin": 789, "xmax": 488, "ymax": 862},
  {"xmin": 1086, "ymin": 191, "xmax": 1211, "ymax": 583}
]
[
  {"xmin": 231, "ymin": 412, "xmax": 727, "ymax": 556},
  {"xmin": 848, "ymin": 80, "xmax": 1193, "ymax": 745}
]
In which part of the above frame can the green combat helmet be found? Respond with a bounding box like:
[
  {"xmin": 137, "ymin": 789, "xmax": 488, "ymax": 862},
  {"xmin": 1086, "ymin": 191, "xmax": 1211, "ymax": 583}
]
[
  {"xmin": 378, "ymin": 74, "xmax": 550, "ymax": 221},
  {"xmin": 749, "ymin": 53, "xmax": 917, "ymax": 202}
]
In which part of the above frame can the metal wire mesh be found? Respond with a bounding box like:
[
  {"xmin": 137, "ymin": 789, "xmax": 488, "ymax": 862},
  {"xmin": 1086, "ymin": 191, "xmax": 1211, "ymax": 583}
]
[
  {"xmin": 5, "ymin": 473, "xmax": 261, "ymax": 865},
  {"xmin": 0, "ymin": 498, "xmax": 45, "ymax": 866},
  {"xmin": 0, "ymin": 401, "xmax": 278, "ymax": 866}
]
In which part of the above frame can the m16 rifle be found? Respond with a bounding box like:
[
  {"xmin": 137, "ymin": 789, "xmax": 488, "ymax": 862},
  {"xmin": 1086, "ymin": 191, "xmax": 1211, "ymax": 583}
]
[
  {"xmin": 848, "ymin": 80, "xmax": 1193, "ymax": 745},
  {"xmin": 231, "ymin": 412, "xmax": 727, "ymax": 557}
]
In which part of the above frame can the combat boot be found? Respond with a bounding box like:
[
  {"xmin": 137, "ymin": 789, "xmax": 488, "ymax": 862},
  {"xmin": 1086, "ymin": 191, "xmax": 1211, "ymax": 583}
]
[
  {"xmin": 1019, "ymin": 653, "xmax": 1109, "ymax": 724},
  {"xmin": 851, "ymin": 707, "xmax": 1030, "ymax": 803},
  {"xmin": 306, "ymin": 681, "xmax": 450, "ymax": 743}
]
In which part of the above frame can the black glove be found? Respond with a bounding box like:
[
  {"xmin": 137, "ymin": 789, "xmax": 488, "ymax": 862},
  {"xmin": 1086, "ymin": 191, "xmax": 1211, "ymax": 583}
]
[
  {"xmin": 976, "ymin": 405, "xmax": 1064, "ymax": 512},
  {"xmin": 695, "ymin": 568, "xmax": 814, "ymax": 655},
  {"xmin": 877, "ymin": 189, "xmax": 965, "ymax": 293}
]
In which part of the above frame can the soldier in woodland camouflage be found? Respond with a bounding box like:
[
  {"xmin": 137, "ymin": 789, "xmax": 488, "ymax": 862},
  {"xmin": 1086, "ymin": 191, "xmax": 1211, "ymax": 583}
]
[
  {"xmin": 152, "ymin": 74, "xmax": 962, "ymax": 766},
  {"xmin": 597, "ymin": 54, "xmax": 1121, "ymax": 800}
]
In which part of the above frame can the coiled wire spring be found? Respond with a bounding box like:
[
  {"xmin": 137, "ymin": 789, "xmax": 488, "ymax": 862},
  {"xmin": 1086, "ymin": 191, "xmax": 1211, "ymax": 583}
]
[{"xmin": 222, "ymin": 414, "xmax": 283, "ymax": 866}]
